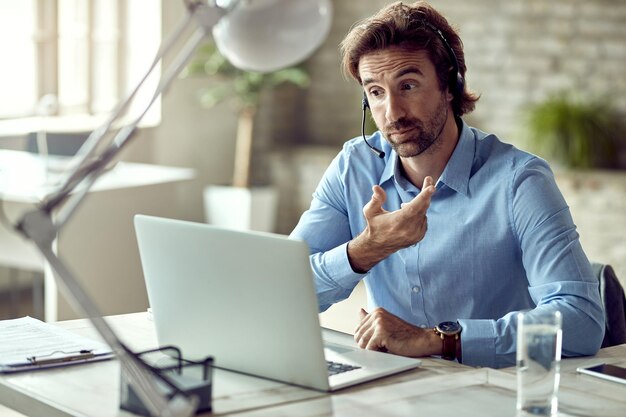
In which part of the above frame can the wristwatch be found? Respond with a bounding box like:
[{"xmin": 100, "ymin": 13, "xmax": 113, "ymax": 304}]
[{"xmin": 434, "ymin": 321, "xmax": 462, "ymax": 360}]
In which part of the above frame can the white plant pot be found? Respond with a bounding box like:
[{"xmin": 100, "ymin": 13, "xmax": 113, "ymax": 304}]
[{"xmin": 203, "ymin": 185, "xmax": 278, "ymax": 233}]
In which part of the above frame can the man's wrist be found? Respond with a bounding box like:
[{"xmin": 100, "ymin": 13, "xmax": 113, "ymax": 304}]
[
  {"xmin": 347, "ymin": 240, "xmax": 370, "ymax": 273},
  {"xmin": 347, "ymin": 232, "xmax": 390, "ymax": 273},
  {"xmin": 428, "ymin": 326, "xmax": 445, "ymax": 356}
]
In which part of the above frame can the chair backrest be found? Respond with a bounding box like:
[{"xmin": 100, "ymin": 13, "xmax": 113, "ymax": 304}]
[
  {"xmin": 592, "ymin": 263, "xmax": 626, "ymax": 348},
  {"xmin": 26, "ymin": 132, "xmax": 88, "ymax": 156}
]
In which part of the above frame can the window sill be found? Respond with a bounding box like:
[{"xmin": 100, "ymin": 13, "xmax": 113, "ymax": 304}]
[{"xmin": 0, "ymin": 113, "xmax": 160, "ymax": 138}]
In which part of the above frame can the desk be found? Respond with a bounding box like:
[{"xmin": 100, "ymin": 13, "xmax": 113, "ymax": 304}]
[
  {"xmin": 0, "ymin": 312, "xmax": 624, "ymax": 417},
  {"xmin": 0, "ymin": 150, "xmax": 195, "ymax": 321}
]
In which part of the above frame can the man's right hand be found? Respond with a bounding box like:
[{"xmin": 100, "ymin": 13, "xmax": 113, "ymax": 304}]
[{"xmin": 347, "ymin": 176, "xmax": 435, "ymax": 273}]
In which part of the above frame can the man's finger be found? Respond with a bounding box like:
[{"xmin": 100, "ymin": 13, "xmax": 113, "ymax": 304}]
[
  {"xmin": 354, "ymin": 308, "xmax": 369, "ymax": 339},
  {"xmin": 362, "ymin": 186, "xmax": 387, "ymax": 218},
  {"xmin": 354, "ymin": 309, "xmax": 368, "ymax": 336},
  {"xmin": 403, "ymin": 179, "xmax": 435, "ymax": 213},
  {"xmin": 423, "ymin": 176, "xmax": 434, "ymax": 189},
  {"xmin": 356, "ymin": 323, "xmax": 376, "ymax": 349},
  {"xmin": 365, "ymin": 332, "xmax": 386, "ymax": 352}
]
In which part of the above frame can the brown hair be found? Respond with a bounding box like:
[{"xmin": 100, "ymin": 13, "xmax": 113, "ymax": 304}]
[{"xmin": 340, "ymin": 1, "xmax": 479, "ymax": 115}]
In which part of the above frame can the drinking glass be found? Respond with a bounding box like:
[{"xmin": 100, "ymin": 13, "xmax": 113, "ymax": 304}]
[{"xmin": 516, "ymin": 310, "xmax": 562, "ymax": 416}]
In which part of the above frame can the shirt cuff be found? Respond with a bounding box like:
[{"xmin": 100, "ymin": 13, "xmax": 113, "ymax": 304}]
[
  {"xmin": 327, "ymin": 242, "xmax": 365, "ymax": 288},
  {"xmin": 314, "ymin": 242, "xmax": 365, "ymax": 312},
  {"xmin": 457, "ymin": 319, "xmax": 497, "ymax": 368}
]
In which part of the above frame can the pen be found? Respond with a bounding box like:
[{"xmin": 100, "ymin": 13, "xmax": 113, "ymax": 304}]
[{"xmin": 27, "ymin": 350, "xmax": 95, "ymax": 366}]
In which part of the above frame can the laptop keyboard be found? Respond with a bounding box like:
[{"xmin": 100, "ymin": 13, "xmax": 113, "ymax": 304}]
[{"xmin": 326, "ymin": 360, "xmax": 361, "ymax": 376}]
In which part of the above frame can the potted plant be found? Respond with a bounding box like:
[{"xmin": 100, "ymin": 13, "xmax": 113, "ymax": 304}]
[
  {"xmin": 525, "ymin": 91, "xmax": 622, "ymax": 169},
  {"xmin": 182, "ymin": 42, "xmax": 311, "ymax": 231}
]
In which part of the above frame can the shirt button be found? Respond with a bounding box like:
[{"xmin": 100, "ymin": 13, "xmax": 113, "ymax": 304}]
[
  {"xmin": 420, "ymin": 324, "xmax": 428, "ymax": 329},
  {"xmin": 411, "ymin": 286, "xmax": 421, "ymax": 293}
]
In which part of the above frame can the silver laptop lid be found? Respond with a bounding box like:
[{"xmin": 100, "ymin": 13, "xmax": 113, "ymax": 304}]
[{"xmin": 134, "ymin": 215, "xmax": 330, "ymax": 390}]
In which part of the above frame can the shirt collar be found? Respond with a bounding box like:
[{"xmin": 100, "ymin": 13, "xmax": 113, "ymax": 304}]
[
  {"xmin": 380, "ymin": 150, "xmax": 397, "ymax": 186},
  {"xmin": 378, "ymin": 119, "xmax": 475, "ymax": 196},
  {"xmin": 437, "ymin": 120, "xmax": 474, "ymax": 196}
]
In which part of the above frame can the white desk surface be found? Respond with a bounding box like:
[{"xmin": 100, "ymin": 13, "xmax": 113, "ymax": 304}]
[
  {"xmin": 0, "ymin": 149, "xmax": 195, "ymax": 204},
  {"xmin": 0, "ymin": 312, "xmax": 625, "ymax": 417}
]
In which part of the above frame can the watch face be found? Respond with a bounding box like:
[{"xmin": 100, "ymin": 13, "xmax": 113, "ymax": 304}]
[{"xmin": 437, "ymin": 321, "xmax": 461, "ymax": 335}]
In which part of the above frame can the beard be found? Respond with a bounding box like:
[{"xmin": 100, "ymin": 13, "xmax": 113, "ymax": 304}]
[{"xmin": 382, "ymin": 95, "xmax": 449, "ymax": 158}]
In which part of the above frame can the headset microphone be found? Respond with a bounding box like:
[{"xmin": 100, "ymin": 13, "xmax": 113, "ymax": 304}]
[{"xmin": 361, "ymin": 93, "xmax": 385, "ymax": 159}]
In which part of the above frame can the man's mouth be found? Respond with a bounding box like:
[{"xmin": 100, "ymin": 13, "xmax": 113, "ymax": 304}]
[{"xmin": 388, "ymin": 126, "xmax": 416, "ymax": 140}]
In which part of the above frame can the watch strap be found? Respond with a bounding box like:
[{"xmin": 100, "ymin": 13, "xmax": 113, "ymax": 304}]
[
  {"xmin": 434, "ymin": 323, "xmax": 461, "ymax": 361},
  {"xmin": 440, "ymin": 332, "xmax": 459, "ymax": 360}
]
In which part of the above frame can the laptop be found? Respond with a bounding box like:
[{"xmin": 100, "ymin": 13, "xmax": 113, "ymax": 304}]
[{"xmin": 134, "ymin": 214, "xmax": 421, "ymax": 391}]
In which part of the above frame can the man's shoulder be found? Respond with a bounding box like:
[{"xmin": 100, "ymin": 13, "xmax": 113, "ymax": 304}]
[
  {"xmin": 337, "ymin": 132, "xmax": 391, "ymax": 170},
  {"xmin": 468, "ymin": 125, "xmax": 547, "ymax": 172}
]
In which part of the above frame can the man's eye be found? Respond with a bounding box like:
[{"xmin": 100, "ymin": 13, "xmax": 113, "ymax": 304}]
[
  {"xmin": 401, "ymin": 82, "xmax": 416, "ymax": 90},
  {"xmin": 370, "ymin": 89, "xmax": 382, "ymax": 97}
]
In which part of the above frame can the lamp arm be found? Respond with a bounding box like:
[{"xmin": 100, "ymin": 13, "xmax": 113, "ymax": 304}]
[
  {"xmin": 75, "ymin": 4, "xmax": 197, "ymax": 162},
  {"xmin": 13, "ymin": 2, "xmax": 229, "ymax": 416},
  {"xmin": 54, "ymin": 27, "xmax": 208, "ymax": 228},
  {"xmin": 42, "ymin": 2, "xmax": 210, "ymax": 218}
]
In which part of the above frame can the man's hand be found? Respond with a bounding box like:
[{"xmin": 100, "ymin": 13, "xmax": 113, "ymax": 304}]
[
  {"xmin": 348, "ymin": 176, "xmax": 435, "ymax": 273},
  {"xmin": 354, "ymin": 308, "xmax": 442, "ymax": 357}
]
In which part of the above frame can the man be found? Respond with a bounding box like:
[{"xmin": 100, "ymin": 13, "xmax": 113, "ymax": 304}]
[{"xmin": 290, "ymin": 1, "xmax": 605, "ymax": 368}]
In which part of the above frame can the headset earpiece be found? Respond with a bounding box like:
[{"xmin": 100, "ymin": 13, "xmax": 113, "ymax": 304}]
[
  {"xmin": 452, "ymin": 71, "xmax": 464, "ymax": 97},
  {"xmin": 362, "ymin": 92, "xmax": 370, "ymax": 110}
]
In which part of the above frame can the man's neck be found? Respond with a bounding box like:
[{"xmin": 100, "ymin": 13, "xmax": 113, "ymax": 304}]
[{"xmin": 400, "ymin": 113, "xmax": 460, "ymax": 188}]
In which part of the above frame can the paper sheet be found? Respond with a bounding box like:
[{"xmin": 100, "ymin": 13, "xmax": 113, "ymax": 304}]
[{"xmin": 0, "ymin": 316, "xmax": 112, "ymax": 371}]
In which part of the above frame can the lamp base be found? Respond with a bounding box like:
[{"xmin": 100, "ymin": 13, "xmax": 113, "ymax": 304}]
[{"xmin": 119, "ymin": 347, "xmax": 213, "ymax": 416}]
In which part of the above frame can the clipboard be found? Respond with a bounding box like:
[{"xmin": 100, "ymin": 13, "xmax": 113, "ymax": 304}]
[
  {"xmin": 0, "ymin": 316, "xmax": 113, "ymax": 374},
  {"xmin": 1, "ymin": 349, "xmax": 114, "ymax": 374}
]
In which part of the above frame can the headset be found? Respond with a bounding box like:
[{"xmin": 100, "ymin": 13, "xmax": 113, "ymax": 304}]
[{"xmin": 361, "ymin": 20, "xmax": 464, "ymax": 158}]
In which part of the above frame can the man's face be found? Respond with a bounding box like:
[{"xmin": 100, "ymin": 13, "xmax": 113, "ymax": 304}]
[{"xmin": 359, "ymin": 47, "xmax": 452, "ymax": 158}]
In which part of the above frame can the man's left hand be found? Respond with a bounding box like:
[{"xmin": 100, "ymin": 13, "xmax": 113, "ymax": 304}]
[{"xmin": 354, "ymin": 308, "xmax": 442, "ymax": 357}]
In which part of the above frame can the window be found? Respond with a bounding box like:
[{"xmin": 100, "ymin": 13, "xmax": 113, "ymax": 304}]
[
  {"xmin": 0, "ymin": 1, "xmax": 37, "ymax": 118},
  {"xmin": 0, "ymin": 0, "xmax": 161, "ymax": 132}
]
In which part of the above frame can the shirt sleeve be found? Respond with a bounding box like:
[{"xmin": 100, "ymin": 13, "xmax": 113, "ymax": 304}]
[
  {"xmin": 290, "ymin": 151, "xmax": 364, "ymax": 312},
  {"xmin": 459, "ymin": 157, "xmax": 605, "ymax": 368}
]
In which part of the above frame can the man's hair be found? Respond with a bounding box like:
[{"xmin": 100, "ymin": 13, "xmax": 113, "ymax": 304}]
[{"xmin": 340, "ymin": 1, "xmax": 479, "ymax": 116}]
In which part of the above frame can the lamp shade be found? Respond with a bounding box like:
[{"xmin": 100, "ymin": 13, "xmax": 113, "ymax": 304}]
[{"xmin": 212, "ymin": 0, "xmax": 332, "ymax": 73}]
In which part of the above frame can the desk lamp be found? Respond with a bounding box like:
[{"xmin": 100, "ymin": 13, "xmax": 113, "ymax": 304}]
[{"xmin": 11, "ymin": 1, "xmax": 331, "ymax": 415}]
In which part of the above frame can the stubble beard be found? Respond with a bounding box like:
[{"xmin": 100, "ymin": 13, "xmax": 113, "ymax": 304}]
[{"xmin": 383, "ymin": 95, "xmax": 449, "ymax": 158}]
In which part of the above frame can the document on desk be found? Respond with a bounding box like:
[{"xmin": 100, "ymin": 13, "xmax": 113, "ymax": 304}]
[{"xmin": 0, "ymin": 316, "xmax": 113, "ymax": 373}]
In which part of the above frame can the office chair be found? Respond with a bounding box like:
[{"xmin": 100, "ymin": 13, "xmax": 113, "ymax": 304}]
[
  {"xmin": 592, "ymin": 262, "xmax": 626, "ymax": 348},
  {"xmin": 26, "ymin": 132, "xmax": 89, "ymax": 156}
]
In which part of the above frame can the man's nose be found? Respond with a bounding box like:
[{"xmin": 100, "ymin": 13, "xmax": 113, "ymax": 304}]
[{"xmin": 385, "ymin": 94, "xmax": 407, "ymax": 124}]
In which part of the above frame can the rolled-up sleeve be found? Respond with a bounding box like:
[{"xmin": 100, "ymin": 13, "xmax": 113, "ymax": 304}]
[{"xmin": 458, "ymin": 158, "xmax": 605, "ymax": 368}]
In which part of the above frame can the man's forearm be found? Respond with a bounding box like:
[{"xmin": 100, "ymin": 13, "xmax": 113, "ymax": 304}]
[{"xmin": 347, "ymin": 231, "xmax": 396, "ymax": 273}]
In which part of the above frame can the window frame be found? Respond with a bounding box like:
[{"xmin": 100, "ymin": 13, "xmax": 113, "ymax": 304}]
[{"xmin": 0, "ymin": 0, "xmax": 161, "ymax": 136}]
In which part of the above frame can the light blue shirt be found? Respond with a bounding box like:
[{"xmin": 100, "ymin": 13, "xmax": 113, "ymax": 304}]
[{"xmin": 290, "ymin": 120, "xmax": 605, "ymax": 368}]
